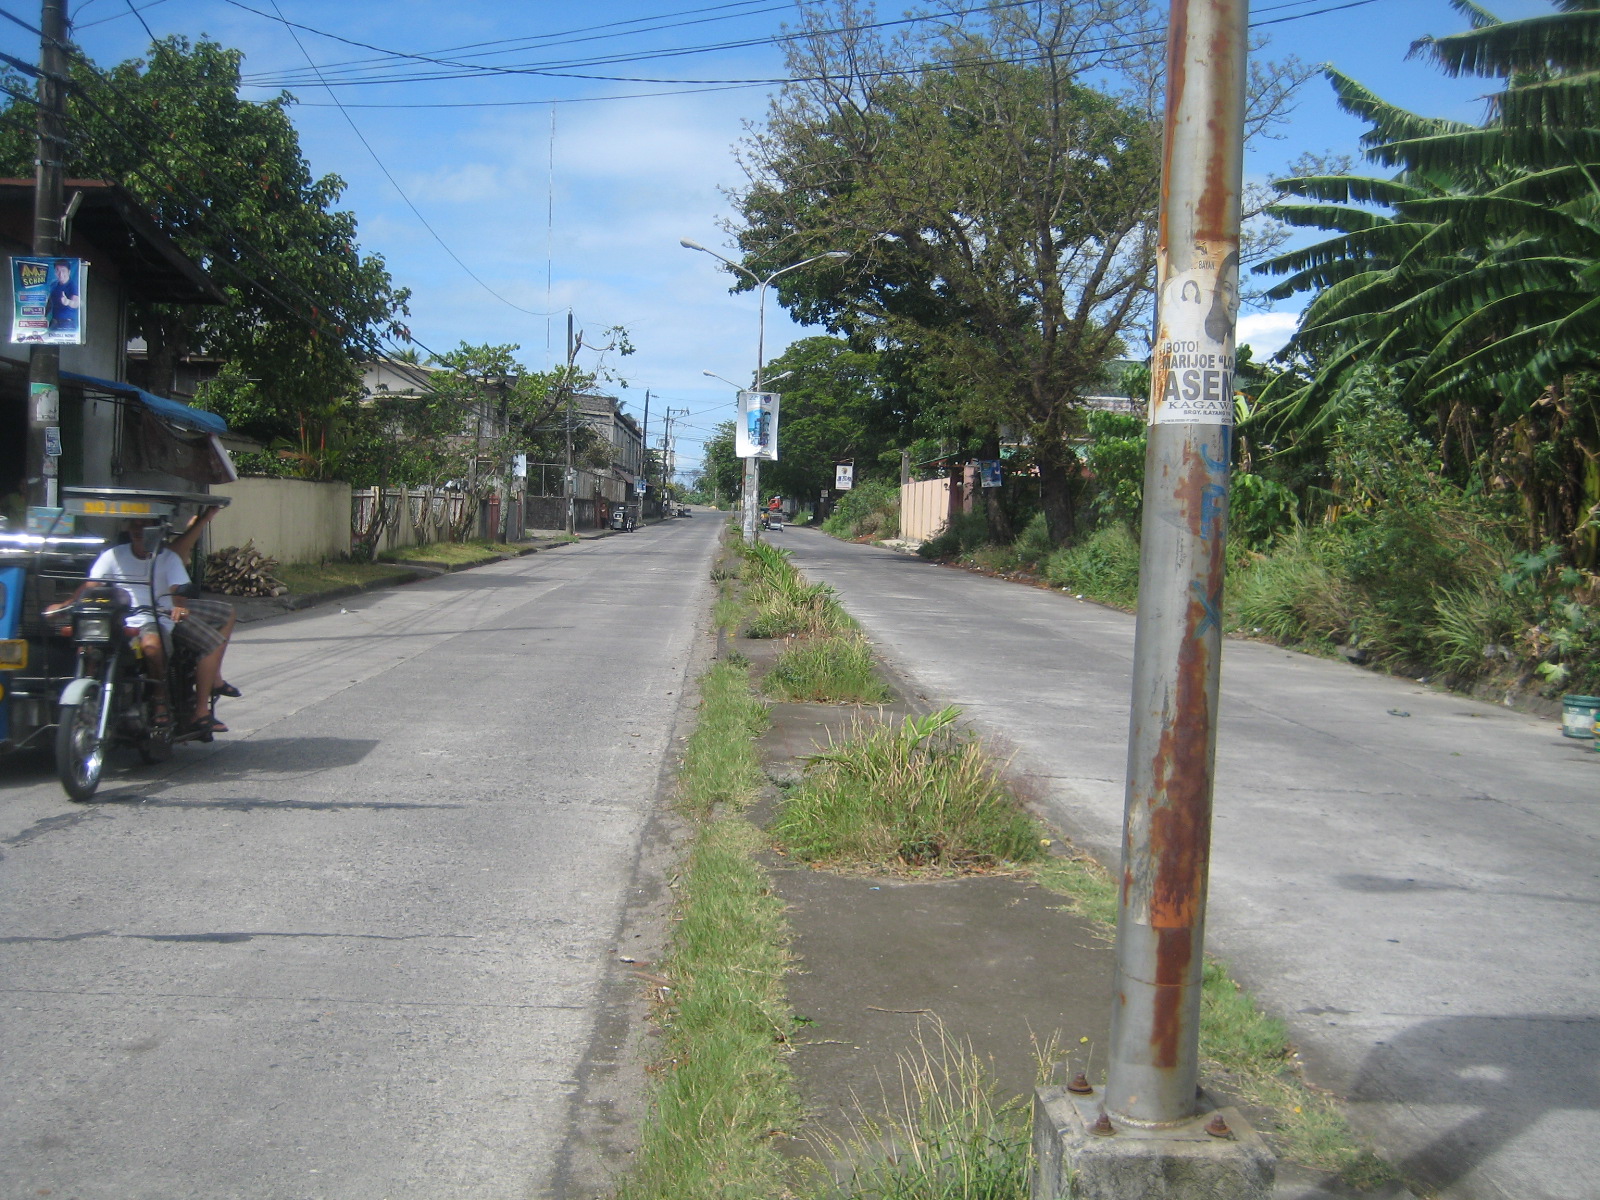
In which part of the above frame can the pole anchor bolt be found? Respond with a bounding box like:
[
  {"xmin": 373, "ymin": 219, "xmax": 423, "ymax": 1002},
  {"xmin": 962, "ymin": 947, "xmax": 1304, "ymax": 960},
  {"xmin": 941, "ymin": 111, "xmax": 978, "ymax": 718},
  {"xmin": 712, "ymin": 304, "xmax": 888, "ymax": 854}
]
[
  {"xmin": 1090, "ymin": 1112, "xmax": 1116, "ymax": 1137},
  {"xmin": 1205, "ymin": 1113, "xmax": 1233, "ymax": 1139},
  {"xmin": 1067, "ymin": 1073, "xmax": 1094, "ymax": 1095}
]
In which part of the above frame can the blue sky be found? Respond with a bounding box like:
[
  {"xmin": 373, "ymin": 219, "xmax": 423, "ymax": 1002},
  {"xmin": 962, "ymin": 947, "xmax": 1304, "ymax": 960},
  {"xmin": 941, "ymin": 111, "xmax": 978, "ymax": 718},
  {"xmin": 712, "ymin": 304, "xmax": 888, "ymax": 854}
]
[{"xmin": 3, "ymin": 0, "xmax": 1556, "ymax": 477}]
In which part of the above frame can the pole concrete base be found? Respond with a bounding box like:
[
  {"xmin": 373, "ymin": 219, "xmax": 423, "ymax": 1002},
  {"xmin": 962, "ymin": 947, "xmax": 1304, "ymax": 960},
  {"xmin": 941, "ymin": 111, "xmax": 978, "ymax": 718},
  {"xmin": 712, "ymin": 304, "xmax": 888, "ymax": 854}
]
[{"xmin": 1033, "ymin": 1085, "xmax": 1274, "ymax": 1200}]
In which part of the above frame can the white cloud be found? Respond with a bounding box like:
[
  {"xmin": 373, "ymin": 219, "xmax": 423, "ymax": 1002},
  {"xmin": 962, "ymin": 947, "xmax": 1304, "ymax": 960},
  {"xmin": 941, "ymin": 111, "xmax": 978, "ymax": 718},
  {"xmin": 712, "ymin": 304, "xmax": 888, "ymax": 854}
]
[{"xmin": 1237, "ymin": 311, "xmax": 1300, "ymax": 359}]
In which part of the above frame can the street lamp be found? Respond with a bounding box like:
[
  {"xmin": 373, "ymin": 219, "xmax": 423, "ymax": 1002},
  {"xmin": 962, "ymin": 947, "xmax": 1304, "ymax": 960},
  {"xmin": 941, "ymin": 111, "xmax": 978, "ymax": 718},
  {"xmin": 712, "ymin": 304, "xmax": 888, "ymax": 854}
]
[{"xmin": 682, "ymin": 239, "xmax": 848, "ymax": 541}]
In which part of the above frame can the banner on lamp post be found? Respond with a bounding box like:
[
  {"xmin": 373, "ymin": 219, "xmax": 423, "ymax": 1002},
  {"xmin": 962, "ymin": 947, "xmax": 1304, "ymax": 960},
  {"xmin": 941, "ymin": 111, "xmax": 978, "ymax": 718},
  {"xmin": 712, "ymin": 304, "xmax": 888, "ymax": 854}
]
[{"xmin": 735, "ymin": 391, "xmax": 780, "ymax": 461}]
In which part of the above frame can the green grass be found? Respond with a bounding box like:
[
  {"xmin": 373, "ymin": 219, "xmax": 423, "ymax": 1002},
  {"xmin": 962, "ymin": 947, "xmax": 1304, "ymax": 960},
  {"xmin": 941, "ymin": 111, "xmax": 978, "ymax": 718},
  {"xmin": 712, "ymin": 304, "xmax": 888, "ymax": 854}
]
[
  {"xmin": 273, "ymin": 559, "xmax": 416, "ymax": 596},
  {"xmin": 772, "ymin": 707, "xmax": 1044, "ymax": 872},
  {"xmin": 380, "ymin": 539, "xmax": 521, "ymax": 565},
  {"xmin": 762, "ymin": 634, "xmax": 893, "ymax": 705},
  {"xmin": 1042, "ymin": 523, "xmax": 1141, "ymax": 609},
  {"xmin": 677, "ymin": 660, "xmax": 770, "ymax": 820},
  {"xmin": 742, "ymin": 542, "xmax": 852, "ymax": 639},
  {"xmin": 613, "ymin": 816, "xmax": 800, "ymax": 1200},
  {"xmin": 613, "ymin": 653, "xmax": 800, "ymax": 1200}
]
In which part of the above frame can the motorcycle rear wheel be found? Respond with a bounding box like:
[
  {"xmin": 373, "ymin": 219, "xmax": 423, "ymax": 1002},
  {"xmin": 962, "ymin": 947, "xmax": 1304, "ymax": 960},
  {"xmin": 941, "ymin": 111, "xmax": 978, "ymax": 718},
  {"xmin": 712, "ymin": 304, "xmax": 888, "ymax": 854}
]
[{"xmin": 56, "ymin": 682, "xmax": 106, "ymax": 801}]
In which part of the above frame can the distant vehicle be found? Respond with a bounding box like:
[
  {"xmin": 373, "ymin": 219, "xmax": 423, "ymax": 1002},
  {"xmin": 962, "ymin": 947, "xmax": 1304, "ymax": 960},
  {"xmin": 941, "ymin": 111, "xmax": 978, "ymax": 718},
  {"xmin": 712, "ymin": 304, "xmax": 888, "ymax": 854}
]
[{"xmin": 677, "ymin": 505, "xmax": 691, "ymax": 517}]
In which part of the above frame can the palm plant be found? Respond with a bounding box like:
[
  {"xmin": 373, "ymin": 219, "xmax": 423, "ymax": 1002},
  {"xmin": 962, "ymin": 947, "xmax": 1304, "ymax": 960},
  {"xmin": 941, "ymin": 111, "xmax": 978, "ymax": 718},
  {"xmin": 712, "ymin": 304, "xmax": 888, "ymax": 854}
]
[{"xmin": 1258, "ymin": 1, "xmax": 1600, "ymax": 564}]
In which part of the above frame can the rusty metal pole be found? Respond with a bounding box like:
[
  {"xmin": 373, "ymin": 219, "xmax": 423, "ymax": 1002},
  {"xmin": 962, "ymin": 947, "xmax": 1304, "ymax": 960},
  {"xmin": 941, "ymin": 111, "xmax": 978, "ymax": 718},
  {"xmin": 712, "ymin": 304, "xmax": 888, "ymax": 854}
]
[{"xmin": 1102, "ymin": 0, "xmax": 1247, "ymax": 1130}]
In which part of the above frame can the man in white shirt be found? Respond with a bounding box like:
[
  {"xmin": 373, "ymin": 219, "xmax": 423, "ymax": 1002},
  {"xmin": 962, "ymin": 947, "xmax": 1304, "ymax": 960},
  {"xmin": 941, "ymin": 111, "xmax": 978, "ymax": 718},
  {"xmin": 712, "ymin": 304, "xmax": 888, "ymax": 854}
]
[{"xmin": 83, "ymin": 514, "xmax": 236, "ymax": 733}]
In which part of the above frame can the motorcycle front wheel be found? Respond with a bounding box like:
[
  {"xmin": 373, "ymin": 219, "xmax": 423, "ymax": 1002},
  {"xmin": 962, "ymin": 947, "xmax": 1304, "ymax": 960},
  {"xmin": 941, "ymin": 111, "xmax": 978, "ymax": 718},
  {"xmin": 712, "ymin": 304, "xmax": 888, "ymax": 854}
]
[{"xmin": 56, "ymin": 680, "xmax": 107, "ymax": 801}]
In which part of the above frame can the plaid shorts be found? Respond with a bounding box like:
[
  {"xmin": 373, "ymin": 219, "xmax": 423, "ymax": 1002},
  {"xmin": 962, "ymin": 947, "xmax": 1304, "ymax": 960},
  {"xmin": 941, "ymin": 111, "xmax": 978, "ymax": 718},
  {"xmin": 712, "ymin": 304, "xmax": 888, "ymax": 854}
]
[{"xmin": 172, "ymin": 597, "xmax": 233, "ymax": 656}]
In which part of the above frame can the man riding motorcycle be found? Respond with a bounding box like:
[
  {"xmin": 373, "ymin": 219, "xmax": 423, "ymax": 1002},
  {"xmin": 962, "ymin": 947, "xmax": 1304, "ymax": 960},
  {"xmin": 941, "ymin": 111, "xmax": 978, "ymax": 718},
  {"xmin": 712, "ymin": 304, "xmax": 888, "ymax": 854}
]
[{"xmin": 50, "ymin": 509, "xmax": 238, "ymax": 734}]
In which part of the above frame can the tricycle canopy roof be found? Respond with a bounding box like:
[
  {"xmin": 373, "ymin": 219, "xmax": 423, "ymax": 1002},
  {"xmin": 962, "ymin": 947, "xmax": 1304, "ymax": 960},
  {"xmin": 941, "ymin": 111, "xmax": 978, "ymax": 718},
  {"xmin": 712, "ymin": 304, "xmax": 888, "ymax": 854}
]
[{"xmin": 61, "ymin": 487, "xmax": 231, "ymax": 521}]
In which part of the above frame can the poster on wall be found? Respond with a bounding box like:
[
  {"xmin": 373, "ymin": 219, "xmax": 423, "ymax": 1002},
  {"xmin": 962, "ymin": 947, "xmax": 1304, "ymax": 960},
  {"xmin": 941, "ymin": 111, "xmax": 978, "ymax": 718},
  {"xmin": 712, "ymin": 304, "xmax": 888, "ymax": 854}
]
[
  {"xmin": 10, "ymin": 256, "xmax": 87, "ymax": 345},
  {"xmin": 735, "ymin": 391, "xmax": 781, "ymax": 461}
]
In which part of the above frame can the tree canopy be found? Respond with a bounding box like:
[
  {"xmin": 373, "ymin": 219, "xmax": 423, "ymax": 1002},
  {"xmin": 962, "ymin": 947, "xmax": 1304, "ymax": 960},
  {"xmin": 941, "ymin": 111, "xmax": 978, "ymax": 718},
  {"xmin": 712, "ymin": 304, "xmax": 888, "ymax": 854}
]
[{"xmin": 0, "ymin": 36, "xmax": 409, "ymax": 444}]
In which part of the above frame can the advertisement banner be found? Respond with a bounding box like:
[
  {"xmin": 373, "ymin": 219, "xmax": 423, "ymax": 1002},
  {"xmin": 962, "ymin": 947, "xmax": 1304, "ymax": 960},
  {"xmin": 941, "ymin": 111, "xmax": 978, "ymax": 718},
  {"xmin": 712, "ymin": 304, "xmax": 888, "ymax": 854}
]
[
  {"xmin": 735, "ymin": 390, "xmax": 781, "ymax": 461},
  {"xmin": 978, "ymin": 459, "xmax": 1003, "ymax": 488},
  {"xmin": 11, "ymin": 256, "xmax": 87, "ymax": 345},
  {"xmin": 835, "ymin": 463, "xmax": 854, "ymax": 491}
]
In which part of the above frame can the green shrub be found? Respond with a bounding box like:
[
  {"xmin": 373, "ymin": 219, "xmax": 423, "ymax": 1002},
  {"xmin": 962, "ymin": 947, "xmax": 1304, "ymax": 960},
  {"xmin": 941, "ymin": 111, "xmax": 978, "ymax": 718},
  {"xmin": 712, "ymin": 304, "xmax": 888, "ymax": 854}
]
[
  {"xmin": 1084, "ymin": 410, "xmax": 1147, "ymax": 528},
  {"xmin": 1013, "ymin": 510, "xmax": 1054, "ymax": 566},
  {"xmin": 1227, "ymin": 527, "xmax": 1355, "ymax": 646},
  {"xmin": 919, "ymin": 509, "xmax": 989, "ymax": 559},
  {"xmin": 1231, "ymin": 472, "xmax": 1299, "ymax": 550},
  {"xmin": 825, "ymin": 477, "xmax": 900, "ymax": 541},
  {"xmin": 1043, "ymin": 523, "xmax": 1141, "ymax": 608}
]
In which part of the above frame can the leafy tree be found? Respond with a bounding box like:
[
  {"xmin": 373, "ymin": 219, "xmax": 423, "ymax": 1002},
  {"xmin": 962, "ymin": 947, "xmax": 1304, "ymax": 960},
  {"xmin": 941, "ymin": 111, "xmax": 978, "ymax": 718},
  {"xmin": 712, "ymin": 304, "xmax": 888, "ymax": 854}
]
[
  {"xmin": 0, "ymin": 36, "xmax": 409, "ymax": 447},
  {"xmin": 697, "ymin": 420, "xmax": 743, "ymax": 506},
  {"xmin": 758, "ymin": 336, "xmax": 895, "ymax": 504},
  {"xmin": 734, "ymin": 1, "xmax": 1164, "ymax": 545},
  {"xmin": 1258, "ymin": 1, "xmax": 1600, "ymax": 563},
  {"xmin": 734, "ymin": 1, "xmax": 1307, "ymax": 545}
]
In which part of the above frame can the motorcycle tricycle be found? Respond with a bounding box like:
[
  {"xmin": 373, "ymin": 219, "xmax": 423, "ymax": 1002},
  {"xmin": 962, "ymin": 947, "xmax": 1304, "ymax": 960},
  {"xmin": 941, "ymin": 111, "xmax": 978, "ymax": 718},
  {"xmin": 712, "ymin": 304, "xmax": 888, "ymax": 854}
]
[{"xmin": 1, "ymin": 487, "xmax": 231, "ymax": 799}]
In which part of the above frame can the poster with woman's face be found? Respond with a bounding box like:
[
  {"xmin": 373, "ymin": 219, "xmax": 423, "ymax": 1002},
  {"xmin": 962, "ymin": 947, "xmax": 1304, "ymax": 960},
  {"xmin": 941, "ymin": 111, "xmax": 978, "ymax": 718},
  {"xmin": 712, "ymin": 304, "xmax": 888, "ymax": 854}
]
[{"xmin": 10, "ymin": 256, "xmax": 87, "ymax": 346}]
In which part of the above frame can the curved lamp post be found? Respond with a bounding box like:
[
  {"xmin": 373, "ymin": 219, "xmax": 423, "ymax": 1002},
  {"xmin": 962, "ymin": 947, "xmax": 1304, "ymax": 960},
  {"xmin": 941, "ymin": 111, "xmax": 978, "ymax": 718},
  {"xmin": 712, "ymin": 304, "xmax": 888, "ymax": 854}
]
[{"xmin": 681, "ymin": 239, "xmax": 846, "ymax": 541}]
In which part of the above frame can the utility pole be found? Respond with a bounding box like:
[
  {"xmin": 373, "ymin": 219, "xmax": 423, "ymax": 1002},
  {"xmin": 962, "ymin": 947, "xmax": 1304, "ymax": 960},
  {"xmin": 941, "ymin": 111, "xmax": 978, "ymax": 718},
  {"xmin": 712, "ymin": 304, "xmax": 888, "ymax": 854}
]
[
  {"xmin": 640, "ymin": 388, "xmax": 650, "ymax": 520},
  {"xmin": 26, "ymin": 0, "xmax": 68, "ymax": 511},
  {"xmin": 564, "ymin": 312, "xmax": 576, "ymax": 536},
  {"xmin": 1104, "ymin": 0, "xmax": 1248, "ymax": 1132},
  {"xmin": 1036, "ymin": 8, "xmax": 1266, "ymax": 1197}
]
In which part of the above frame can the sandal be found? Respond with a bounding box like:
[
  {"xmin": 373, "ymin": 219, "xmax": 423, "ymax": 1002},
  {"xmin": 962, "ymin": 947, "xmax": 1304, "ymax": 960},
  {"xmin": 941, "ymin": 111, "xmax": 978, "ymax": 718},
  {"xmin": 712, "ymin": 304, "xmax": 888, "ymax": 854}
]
[
  {"xmin": 186, "ymin": 715, "xmax": 229, "ymax": 735},
  {"xmin": 211, "ymin": 682, "xmax": 243, "ymax": 699}
]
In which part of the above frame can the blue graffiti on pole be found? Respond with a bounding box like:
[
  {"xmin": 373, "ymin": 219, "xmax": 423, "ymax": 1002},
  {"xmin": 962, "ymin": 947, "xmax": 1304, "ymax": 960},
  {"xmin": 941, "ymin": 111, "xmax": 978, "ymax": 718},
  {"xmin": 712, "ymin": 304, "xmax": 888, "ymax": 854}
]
[{"xmin": 1190, "ymin": 580, "xmax": 1224, "ymax": 638}]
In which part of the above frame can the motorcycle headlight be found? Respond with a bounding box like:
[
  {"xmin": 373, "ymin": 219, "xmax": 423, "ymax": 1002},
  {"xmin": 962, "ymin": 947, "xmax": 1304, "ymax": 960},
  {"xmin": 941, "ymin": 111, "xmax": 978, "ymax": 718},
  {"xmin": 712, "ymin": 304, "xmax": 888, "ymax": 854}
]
[{"xmin": 75, "ymin": 616, "xmax": 113, "ymax": 643}]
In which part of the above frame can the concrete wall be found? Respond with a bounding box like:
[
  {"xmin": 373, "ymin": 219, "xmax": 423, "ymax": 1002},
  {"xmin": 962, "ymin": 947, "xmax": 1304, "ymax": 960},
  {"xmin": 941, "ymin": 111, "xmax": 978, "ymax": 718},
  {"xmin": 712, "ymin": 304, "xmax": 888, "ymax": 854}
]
[
  {"xmin": 208, "ymin": 477, "xmax": 351, "ymax": 564},
  {"xmin": 900, "ymin": 477, "xmax": 953, "ymax": 544}
]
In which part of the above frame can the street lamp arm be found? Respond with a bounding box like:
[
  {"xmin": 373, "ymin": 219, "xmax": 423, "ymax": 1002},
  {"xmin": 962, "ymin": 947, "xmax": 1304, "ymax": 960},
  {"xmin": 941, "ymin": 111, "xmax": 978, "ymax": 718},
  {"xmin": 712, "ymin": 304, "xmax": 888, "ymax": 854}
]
[
  {"xmin": 679, "ymin": 238, "xmax": 760, "ymax": 286},
  {"xmin": 762, "ymin": 250, "xmax": 850, "ymax": 287}
]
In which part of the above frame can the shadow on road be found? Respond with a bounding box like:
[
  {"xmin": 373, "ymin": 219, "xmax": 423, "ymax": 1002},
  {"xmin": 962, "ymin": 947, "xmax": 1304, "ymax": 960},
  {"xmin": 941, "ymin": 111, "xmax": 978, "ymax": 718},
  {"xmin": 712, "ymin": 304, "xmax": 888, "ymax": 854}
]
[{"xmin": 1349, "ymin": 1012, "xmax": 1600, "ymax": 1194}]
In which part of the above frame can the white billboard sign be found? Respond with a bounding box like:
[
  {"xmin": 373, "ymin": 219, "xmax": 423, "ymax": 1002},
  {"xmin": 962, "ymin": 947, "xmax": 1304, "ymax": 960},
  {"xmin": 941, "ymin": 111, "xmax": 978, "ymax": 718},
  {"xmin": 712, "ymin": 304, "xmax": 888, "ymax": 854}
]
[{"xmin": 736, "ymin": 391, "xmax": 781, "ymax": 461}]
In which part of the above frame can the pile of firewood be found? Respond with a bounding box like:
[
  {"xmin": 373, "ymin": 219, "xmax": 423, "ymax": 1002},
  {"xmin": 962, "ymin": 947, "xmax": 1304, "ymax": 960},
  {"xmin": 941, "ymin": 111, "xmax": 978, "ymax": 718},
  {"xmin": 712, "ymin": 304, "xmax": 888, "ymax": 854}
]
[{"xmin": 206, "ymin": 541, "xmax": 288, "ymax": 597}]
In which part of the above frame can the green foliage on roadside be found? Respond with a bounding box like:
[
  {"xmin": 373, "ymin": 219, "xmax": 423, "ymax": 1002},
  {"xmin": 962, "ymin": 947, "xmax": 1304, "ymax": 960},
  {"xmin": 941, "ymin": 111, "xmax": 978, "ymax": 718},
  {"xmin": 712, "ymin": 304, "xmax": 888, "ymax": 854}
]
[
  {"xmin": 613, "ymin": 816, "xmax": 798, "ymax": 1200},
  {"xmin": 823, "ymin": 477, "xmax": 901, "ymax": 541},
  {"xmin": 678, "ymin": 661, "xmax": 770, "ymax": 820},
  {"xmin": 1043, "ymin": 524, "xmax": 1142, "ymax": 608},
  {"xmin": 742, "ymin": 542, "xmax": 853, "ymax": 639},
  {"xmin": 818, "ymin": 1022, "xmax": 1032, "ymax": 1200},
  {"xmin": 773, "ymin": 708, "xmax": 1043, "ymax": 872}
]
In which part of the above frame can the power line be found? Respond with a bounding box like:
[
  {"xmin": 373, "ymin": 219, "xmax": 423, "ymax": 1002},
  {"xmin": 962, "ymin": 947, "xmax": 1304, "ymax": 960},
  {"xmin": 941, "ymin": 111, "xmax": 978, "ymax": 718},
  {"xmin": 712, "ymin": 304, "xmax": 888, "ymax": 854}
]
[
  {"xmin": 219, "ymin": 0, "xmax": 1377, "ymax": 105},
  {"xmin": 261, "ymin": 0, "xmax": 562, "ymax": 320}
]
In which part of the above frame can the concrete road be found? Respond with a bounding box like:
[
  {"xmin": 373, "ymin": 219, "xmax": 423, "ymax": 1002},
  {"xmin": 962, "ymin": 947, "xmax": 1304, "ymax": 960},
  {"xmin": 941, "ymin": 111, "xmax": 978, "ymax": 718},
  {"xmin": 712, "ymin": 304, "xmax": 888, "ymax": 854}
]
[
  {"xmin": 779, "ymin": 527, "xmax": 1600, "ymax": 1200},
  {"xmin": 0, "ymin": 517, "xmax": 719, "ymax": 1199}
]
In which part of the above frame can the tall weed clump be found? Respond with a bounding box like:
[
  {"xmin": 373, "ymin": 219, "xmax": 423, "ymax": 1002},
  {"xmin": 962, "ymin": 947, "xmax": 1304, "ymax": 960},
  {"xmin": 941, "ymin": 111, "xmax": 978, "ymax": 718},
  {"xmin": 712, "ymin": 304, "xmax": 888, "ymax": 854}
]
[
  {"xmin": 1323, "ymin": 387, "xmax": 1515, "ymax": 663},
  {"xmin": 764, "ymin": 633, "xmax": 892, "ymax": 704},
  {"xmin": 818, "ymin": 1021, "xmax": 1033, "ymax": 1200},
  {"xmin": 1043, "ymin": 523, "xmax": 1141, "ymax": 608},
  {"xmin": 773, "ymin": 707, "xmax": 1043, "ymax": 871},
  {"xmin": 742, "ymin": 541, "xmax": 851, "ymax": 638},
  {"xmin": 824, "ymin": 477, "xmax": 900, "ymax": 541}
]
